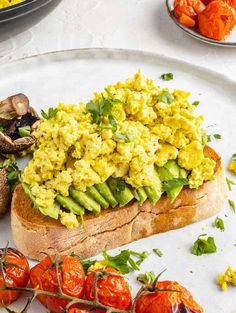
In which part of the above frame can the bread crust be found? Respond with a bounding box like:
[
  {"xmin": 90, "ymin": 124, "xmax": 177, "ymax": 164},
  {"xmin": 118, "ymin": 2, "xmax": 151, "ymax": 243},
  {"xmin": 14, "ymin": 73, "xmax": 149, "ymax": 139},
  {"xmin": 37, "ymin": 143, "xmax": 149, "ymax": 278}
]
[{"xmin": 11, "ymin": 146, "xmax": 228, "ymax": 260}]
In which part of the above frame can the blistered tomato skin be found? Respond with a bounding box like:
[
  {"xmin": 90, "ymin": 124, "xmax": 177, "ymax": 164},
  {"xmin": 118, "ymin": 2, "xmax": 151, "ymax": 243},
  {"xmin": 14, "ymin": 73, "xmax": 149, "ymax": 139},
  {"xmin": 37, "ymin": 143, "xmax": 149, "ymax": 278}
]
[
  {"xmin": 0, "ymin": 248, "xmax": 30, "ymax": 307},
  {"xmin": 135, "ymin": 281, "xmax": 203, "ymax": 313},
  {"xmin": 198, "ymin": 0, "xmax": 236, "ymax": 40},
  {"xmin": 30, "ymin": 255, "xmax": 85, "ymax": 313},
  {"xmin": 85, "ymin": 267, "xmax": 132, "ymax": 313}
]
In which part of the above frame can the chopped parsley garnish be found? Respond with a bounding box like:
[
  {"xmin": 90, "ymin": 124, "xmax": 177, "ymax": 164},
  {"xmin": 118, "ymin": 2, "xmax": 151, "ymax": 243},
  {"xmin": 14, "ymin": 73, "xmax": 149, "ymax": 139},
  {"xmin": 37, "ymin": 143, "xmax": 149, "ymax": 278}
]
[
  {"xmin": 86, "ymin": 97, "xmax": 118, "ymax": 133},
  {"xmin": 160, "ymin": 73, "xmax": 173, "ymax": 81},
  {"xmin": 229, "ymin": 199, "xmax": 236, "ymax": 213},
  {"xmin": 0, "ymin": 159, "xmax": 20, "ymax": 192},
  {"xmin": 207, "ymin": 135, "xmax": 211, "ymax": 143},
  {"xmin": 226, "ymin": 177, "xmax": 235, "ymax": 191},
  {"xmin": 213, "ymin": 217, "xmax": 225, "ymax": 231},
  {"xmin": 103, "ymin": 250, "xmax": 149, "ymax": 274},
  {"xmin": 41, "ymin": 107, "xmax": 58, "ymax": 120},
  {"xmin": 213, "ymin": 134, "xmax": 222, "ymax": 140},
  {"xmin": 192, "ymin": 101, "xmax": 200, "ymax": 107},
  {"xmin": 156, "ymin": 91, "xmax": 174, "ymax": 104},
  {"xmin": 80, "ymin": 259, "xmax": 96, "ymax": 274},
  {"xmin": 115, "ymin": 131, "xmax": 133, "ymax": 142},
  {"xmin": 232, "ymin": 154, "xmax": 236, "ymax": 161},
  {"xmin": 192, "ymin": 235, "xmax": 217, "ymax": 256},
  {"xmin": 0, "ymin": 126, "xmax": 3, "ymax": 132},
  {"xmin": 153, "ymin": 248, "xmax": 163, "ymax": 257}
]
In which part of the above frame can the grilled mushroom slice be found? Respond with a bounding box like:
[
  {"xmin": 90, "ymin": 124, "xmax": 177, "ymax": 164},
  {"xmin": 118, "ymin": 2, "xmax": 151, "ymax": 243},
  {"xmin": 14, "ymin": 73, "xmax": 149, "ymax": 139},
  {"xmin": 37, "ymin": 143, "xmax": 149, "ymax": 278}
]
[
  {"xmin": 0, "ymin": 94, "xmax": 40, "ymax": 153},
  {"xmin": 0, "ymin": 158, "xmax": 11, "ymax": 217},
  {"xmin": 0, "ymin": 94, "xmax": 29, "ymax": 126}
]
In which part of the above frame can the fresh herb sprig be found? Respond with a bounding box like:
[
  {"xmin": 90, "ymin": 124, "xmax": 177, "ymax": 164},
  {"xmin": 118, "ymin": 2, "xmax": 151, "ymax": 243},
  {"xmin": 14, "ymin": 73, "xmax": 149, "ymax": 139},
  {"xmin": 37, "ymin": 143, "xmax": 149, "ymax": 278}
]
[
  {"xmin": 41, "ymin": 107, "xmax": 58, "ymax": 120},
  {"xmin": 86, "ymin": 97, "xmax": 118, "ymax": 132},
  {"xmin": 103, "ymin": 250, "xmax": 150, "ymax": 274},
  {"xmin": 0, "ymin": 159, "xmax": 20, "ymax": 192}
]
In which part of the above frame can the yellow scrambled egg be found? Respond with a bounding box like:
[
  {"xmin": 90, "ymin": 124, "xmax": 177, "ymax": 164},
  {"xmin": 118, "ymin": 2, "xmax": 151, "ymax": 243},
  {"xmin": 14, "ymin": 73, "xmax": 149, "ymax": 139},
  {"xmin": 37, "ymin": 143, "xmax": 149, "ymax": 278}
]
[
  {"xmin": 0, "ymin": 0, "xmax": 23, "ymax": 9},
  {"xmin": 22, "ymin": 71, "xmax": 215, "ymax": 226}
]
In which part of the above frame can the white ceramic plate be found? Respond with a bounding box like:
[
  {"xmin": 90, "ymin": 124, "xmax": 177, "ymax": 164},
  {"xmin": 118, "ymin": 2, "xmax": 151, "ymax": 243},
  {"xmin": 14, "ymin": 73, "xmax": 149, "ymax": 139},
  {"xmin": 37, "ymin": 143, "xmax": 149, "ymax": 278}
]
[
  {"xmin": 0, "ymin": 49, "xmax": 236, "ymax": 313},
  {"xmin": 166, "ymin": 0, "xmax": 236, "ymax": 47}
]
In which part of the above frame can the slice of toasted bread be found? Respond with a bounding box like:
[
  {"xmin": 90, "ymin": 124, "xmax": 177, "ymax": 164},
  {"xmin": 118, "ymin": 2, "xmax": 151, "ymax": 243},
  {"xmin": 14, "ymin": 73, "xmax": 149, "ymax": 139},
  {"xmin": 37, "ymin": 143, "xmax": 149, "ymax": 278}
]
[{"xmin": 11, "ymin": 146, "xmax": 228, "ymax": 261}]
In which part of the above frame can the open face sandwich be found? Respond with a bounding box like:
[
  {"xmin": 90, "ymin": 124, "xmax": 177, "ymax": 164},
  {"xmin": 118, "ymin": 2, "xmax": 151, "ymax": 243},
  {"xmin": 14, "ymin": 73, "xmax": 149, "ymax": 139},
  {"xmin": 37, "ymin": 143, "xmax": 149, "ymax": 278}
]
[{"xmin": 11, "ymin": 71, "xmax": 228, "ymax": 260}]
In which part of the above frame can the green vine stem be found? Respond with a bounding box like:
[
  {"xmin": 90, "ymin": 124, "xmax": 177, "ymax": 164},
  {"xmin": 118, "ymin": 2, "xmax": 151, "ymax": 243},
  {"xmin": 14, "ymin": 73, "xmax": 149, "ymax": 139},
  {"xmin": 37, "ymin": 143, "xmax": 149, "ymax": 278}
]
[{"xmin": 0, "ymin": 246, "xmax": 177, "ymax": 313}]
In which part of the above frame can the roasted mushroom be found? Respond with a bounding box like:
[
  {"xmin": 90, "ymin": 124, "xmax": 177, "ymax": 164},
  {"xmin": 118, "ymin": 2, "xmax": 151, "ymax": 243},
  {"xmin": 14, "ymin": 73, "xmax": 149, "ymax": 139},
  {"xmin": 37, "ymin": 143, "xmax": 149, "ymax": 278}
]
[
  {"xmin": 0, "ymin": 158, "xmax": 11, "ymax": 217},
  {"xmin": 0, "ymin": 94, "xmax": 40, "ymax": 153}
]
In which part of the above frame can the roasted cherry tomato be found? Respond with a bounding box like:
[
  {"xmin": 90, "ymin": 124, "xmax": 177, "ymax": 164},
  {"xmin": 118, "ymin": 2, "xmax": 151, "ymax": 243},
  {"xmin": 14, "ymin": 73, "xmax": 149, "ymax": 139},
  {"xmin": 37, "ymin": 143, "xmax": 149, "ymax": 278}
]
[
  {"xmin": 84, "ymin": 267, "xmax": 132, "ymax": 312},
  {"xmin": 0, "ymin": 248, "xmax": 30, "ymax": 307},
  {"xmin": 201, "ymin": 0, "xmax": 236, "ymax": 9},
  {"xmin": 135, "ymin": 281, "xmax": 203, "ymax": 313},
  {"xmin": 68, "ymin": 309, "xmax": 91, "ymax": 313},
  {"xmin": 198, "ymin": 0, "xmax": 236, "ymax": 40},
  {"xmin": 30, "ymin": 254, "xmax": 85, "ymax": 313},
  {"xmin": 174, "ymin": 0, "xmax": 206, "ymax": 27}
]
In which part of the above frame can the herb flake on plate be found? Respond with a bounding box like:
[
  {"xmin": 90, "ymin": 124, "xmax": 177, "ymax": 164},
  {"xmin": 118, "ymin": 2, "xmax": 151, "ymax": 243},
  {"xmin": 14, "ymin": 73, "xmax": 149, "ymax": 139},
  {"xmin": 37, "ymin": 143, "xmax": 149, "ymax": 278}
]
[
  {"xmin": 160, "ymin": 73, "xmax": 173, "ymax": 81},
  {"xmin": 213, "ymin": 217, "xmax": 225, "ymax": 231},
  {"xmin": 192, "ymin": 235, "xmax": 217, "ymax": 256}
]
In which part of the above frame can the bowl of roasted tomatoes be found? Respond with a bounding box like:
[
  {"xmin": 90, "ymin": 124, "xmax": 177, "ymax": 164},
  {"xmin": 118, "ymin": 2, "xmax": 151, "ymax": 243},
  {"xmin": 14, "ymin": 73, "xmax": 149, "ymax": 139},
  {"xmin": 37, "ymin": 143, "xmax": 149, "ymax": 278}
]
[{"xmin": 166, "ymin": 0, "xmax": 236, "ymax": 46}]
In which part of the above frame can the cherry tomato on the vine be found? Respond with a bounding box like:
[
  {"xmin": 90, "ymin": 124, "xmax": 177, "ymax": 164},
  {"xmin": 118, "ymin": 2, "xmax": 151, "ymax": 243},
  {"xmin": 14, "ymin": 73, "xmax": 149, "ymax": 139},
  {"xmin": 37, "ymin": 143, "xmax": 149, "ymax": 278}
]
[
  {"xmin": 30, "ymin": 254, "xmax": 85, "ymax": 313},
  {"xmin": 84, "ymin": 267, "xmax": 132, "ymax": 313},
  {"xmin": 0, "ymin": 248, "xmax": 30, "ymax": 307},
  {"xmin": 135, "ymin": 280, "xmax": 203, "ymax": 313}
]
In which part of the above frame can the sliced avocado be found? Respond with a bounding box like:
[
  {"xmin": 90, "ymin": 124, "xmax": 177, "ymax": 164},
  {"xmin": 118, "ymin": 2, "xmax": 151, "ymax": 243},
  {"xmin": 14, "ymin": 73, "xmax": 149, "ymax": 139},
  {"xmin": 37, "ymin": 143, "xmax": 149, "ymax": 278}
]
[
  {"xmin": 157, "ymin": 160, "xmax": 179, "ymax": 182},
  {"xmin": 56, "ymin": 195, "xmax": 85, "ymax": 221},
  {"xmin": 107, "ymin": 177, "xmax": 134, "ymax": 207},
  {"xmin": 69, "ymin": 187, "xmax": 101, "ymax": 213},
  {"xmin": 165, "ymin": 167, "xmax": 188, "ymax": 203},
  {"xmin": 95, "ymin": 182, "xmax": 118, "ymax": 208},
  {"xmin": 87, "ymin": 186, "xmax": 109, "ymax": 209},
  {"xmin": 144, "ymin": 172, "xmax": 162, "ymax": 204},
  {"xmin": 136, "ymin": 187, "xmax": 148, "ymax": 205},
  {"xmin": 22, "ymin": 182, "xmax": 59, "ymax": 219}
]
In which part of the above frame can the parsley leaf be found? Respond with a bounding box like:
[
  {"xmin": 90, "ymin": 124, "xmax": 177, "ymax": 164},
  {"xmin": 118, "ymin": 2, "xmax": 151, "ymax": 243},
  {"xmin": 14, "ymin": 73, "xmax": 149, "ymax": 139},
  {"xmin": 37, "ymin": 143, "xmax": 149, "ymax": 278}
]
[
  {"xmin": 192, "ymin": 101, "xmax": 200, "ymax": 107},
  {"xmin": 160, "ymin": 73, "xmax": 173, "ymax": 81},
  {"xmin": 232, "ymin": 154, "xmax": 236, "ymax": 161},
  {"xmin": 213, "ymin": 217, "xmax": 225, "ymax": 231},
  {"xmin": 153, "ymin": 248, "xmax": 163, "ymax": 257},
  {"xmin": 213, "ymin": 134, "xmax": 222, "ymax": 140},
  {"xmin": 229, "ymin": 199, "xmax": 236, "ymax": 213},
  {"xmin": 156, "ymin": 91, "xmax": 174, "ymax": 104},
  {"xmin": 0, "ymin": 159, "xmax": 20, "ymax": 192},
  {"xmin": 192, "ymin": 235, "xmax": 217, "ymax": 256},
  {"xmin": 41, "ymin": 108, "xmax": 58, "ymax": 120},
  {"xmin": 0, "ymin": 126, "xmax": 3, "ymax": 132},
  {"xmin": 103, "ymin": 250, "xmax": 149, "ymax": 274},
  {"xmin": 226, "ymin": 177, "xmax": 235, "ymax": 191},
  {"xmin": 115, "ymin": 131, "xmax": 133, "ymax": 142},
  {"xmin": 80, "ymin": 259, "xmax": 96, "ymax": 274},
  {"xmin": 207, "ymin": 135, "xmax": 211, "ymax": 143},
  {"xmin": 86, "ymin": 97, "xmax": 117, "ymax": 133}
]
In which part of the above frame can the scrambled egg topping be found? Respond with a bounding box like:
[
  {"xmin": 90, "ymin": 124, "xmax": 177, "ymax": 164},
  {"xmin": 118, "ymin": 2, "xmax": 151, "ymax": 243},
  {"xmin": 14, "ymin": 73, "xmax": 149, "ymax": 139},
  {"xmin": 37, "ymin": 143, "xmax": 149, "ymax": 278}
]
[
  {"xmin": 22, "ymin": 71, "xmax": 215, "ymax": 226},
  {"xmin": 0, "ymin": 0, "xmax": 23, "ymax": 9},
  {"xmin": 218, "ymin": 266, "xmax": 236, "ymax": 291}
]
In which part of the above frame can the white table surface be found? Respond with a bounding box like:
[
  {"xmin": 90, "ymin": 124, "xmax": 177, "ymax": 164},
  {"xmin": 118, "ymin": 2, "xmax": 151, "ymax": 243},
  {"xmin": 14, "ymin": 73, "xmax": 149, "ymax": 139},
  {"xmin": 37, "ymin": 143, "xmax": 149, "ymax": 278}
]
[{"xmin": 0, "ymin": 0, "xmax": 236, "ymax": 79}]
